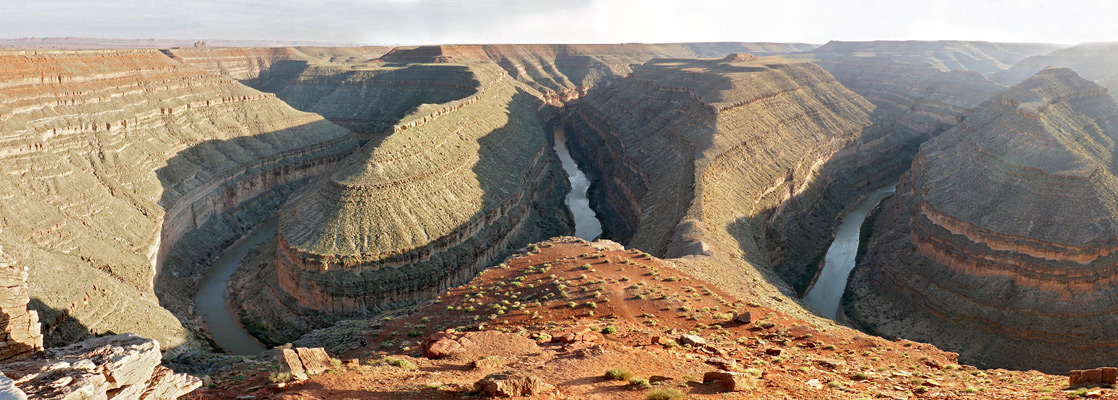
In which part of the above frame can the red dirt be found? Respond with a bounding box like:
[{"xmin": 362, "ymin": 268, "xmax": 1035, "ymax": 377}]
[{"xmin": 189, "ymin": 237, "xmax": 1108, "ymax": 399}]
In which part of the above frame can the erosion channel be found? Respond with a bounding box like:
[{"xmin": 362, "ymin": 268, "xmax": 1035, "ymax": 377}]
[{"xmin": 802, "ymin": 186, "xmax": 895, "ymax": 319}]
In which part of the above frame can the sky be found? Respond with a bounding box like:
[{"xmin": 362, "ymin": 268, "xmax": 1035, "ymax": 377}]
[{"xmin": 0, "ymin": 0, "xmax": 1115, "ymax": 46}]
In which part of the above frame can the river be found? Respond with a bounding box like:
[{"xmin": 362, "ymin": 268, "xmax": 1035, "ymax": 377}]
[
  {"xmin": 553, "ymin": 128, "xmax": 603, "ymax": 241},
  {"xmin": 802, "ymin": 186, "xmax": 895, "ymax": 320},
  {"xmin": 194, "ymin": 217, "xmax": 275, "ymax": 355}
]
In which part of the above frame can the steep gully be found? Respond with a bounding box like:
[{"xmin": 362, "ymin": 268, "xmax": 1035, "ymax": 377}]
[{"xmin": 196, "ymin": 126, "xmax": 604, "ymax": 355}]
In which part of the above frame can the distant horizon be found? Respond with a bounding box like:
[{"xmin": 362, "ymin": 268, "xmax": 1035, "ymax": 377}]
[
  {"xmin": 2, "ymin": 1, "xmax": 1114, "ymax": 46},
  {"xmin": 0, "ymin": 36, "xmax": 1094, "ymax": 49}
]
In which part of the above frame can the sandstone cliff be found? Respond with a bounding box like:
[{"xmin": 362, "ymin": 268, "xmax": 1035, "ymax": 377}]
[
  {"xmin": 0, "ymin": 49, "xmax": 357, "ymax": 353},
  {"xmin": 560, "ymin": 56, "xmax": 897, "ymax": 305},
  {"xmin": 230, "ymin": 61, "xmax": 572, "ymax": 344},
  {"xmin": 846, "ymin": 67, "xmax": 1118, "ymax": 372}
]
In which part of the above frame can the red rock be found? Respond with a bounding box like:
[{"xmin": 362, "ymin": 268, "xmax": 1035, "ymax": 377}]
[
  {"xmin": 1070, "ymin": 367, "xmax": 1118, "ymax": 386},
  {"xmin": 474, "ymin": 372, "xmax": 557, "ymax": 397},
  {"xmin": 765, "ymin": 348, "xmax": 783, "ymax": 356},
  {"xmin": 702, "ymin": 371, "xmax": 755, "ymax": 391},
  {"xmin": 422, "ymin": 331, "xmax": 474, "ymax": 359},
  {"xmin": 651, "ymin": 336, "xmax": 673, "ymax": 346}
]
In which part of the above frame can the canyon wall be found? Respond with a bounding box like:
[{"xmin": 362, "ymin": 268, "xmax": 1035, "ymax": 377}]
[
  {"xmin": 846, "ymin": 68, "xmax": 1118, "ymax": 372},
  {"xmin": 0, "ymin": 49, "xmax": 357, "ymax": 353},
  {"xmin": 231, "ymin": 61, "xmax": 572, "ymax": 344},
  {"xmin": 560, "ymin": 55, "xmax": 898, "ymax": 302}
]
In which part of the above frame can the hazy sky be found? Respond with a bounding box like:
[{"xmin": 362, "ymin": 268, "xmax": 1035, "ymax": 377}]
[{"xmin": 1, "ymin": 0, "xmax": 1114, "ymax": 45}]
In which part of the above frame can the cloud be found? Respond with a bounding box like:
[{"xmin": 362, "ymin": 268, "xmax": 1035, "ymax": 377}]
[{"xmin": 0, "ymin": 0, "xmax": 1114, "ymax": 45}]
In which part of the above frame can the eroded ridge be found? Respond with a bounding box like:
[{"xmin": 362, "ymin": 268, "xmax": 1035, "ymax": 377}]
[
  {"xmin": 847, "ymin": 67, "xmax": 1118, "ymax": 372},
  {"xmin": 0, "ymin": 49, "xmax": 356, "ymax": 352},
  {"xmin": 231, "ymin": 62, "xmax": 572, "ymax": 344}
]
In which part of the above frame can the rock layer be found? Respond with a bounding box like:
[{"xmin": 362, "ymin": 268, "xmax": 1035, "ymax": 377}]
[
  {"xmin": 846, "ymin": 68, "xmax": 1118, "ymax": 372},
  {"xmin": 0, "ymin": 49, "xmax": 357, "ymax": 352},
  {"xmin": 231, "ymin": 61, "xmax": 571, "ymax": 344}
]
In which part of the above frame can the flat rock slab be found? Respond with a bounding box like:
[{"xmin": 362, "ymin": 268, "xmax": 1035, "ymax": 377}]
[{"xmin": 474, "ymin": 372, "xmax": 558, "ymax": 397}]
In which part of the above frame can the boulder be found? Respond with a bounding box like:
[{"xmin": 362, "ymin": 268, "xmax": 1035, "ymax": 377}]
[
  {"xmin": 1070, "ymin": 367, "xmax": 1118, "ymax": 386},
  {"xmin": 734, "ymin": 311, "xmax": 752, "ymax": 324},
  {"xmin": 422, "ymin": 330, "xmax": 474, "ymax": 359},
  {"xmin": 277, "ymin": 349, "xmax": 308, "ymax": 380},
  {"xmin": 474, "ymin": 372, "xmax": 556, "ymax": 397},
  {"xmin": 679, "ymin": 334, "xmax": 706, "ymax": 347},
  {"xmin": 651, "ymin": 336, "xmax": 674, "ymax": 346},
  {"xmin": 556, "ymin": 327, "xmax": 603, "ymax": 344},
  {"xmin": 294, "ymin": 348, "xmax": 332, "ymax": 376},
  {"xmin": 765, "ymin": 348, "xmax": 783, "ymax": 356},
  {"xmin": 0, "ymin": 333, "xmax": 200, "ymax": 400},
  {"xmin": 702, "ymin": 371, "xmax": 755, "ymax": 391}
]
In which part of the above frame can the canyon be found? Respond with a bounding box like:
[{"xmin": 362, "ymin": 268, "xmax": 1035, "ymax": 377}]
[
  {"xmin": 6, "ymin": 37, "xmax": 1118, "ymax": 398},
  {"xmin": 846, "ymin": 67, "xmax": 1118, "ymax": 372}
]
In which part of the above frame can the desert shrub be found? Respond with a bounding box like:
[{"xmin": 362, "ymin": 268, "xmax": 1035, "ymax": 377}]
[
  {"xmin": 629, "ymin": 377, "xmax": 652, "ymax": 388},
  {"xmin": 645, "ymin": 388, "xmax": 684, "ymax": 400},
  {"xmin": 604, "ymin": 368, "xmax": 632, "ymax": 381},
  {"xmin": 601, "ymin": 326, "xmax": 617, "ymax": 334},
  {"xmin": 382, "ymin": 356, "xmax": 416, "ymax": 370},
  {"xmin": 268, "ymin": 372, "xmax": 293, "ymax": 383}
]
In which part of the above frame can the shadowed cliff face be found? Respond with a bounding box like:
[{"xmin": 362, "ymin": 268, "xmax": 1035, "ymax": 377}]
[
  {"xmin": 0, "ymin": 49, "xmax": 357, "ymax": 355},
  {"xmin": 846, "ymin": 68, "xmax": 1118, "ymax": 373}
]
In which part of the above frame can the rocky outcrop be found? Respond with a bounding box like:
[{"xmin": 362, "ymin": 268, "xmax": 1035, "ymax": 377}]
[
  {"xmin": 0, "ymin": 49, "xmax": 357, "ymax": 353},
  {"xmin": 230, "ymin": 62, "xmax": 571, "ymax": 344},
  {"xmin": 846, "ymin": 68, "xmax": 1118, "ymax": 372},
  {"xmin": 0, "ymin": 248, "xmax": 42, "ymax": 362},
  {"xmin": 560, "ymin": 56, "xmax": 895, "ymax": 299},
  {"xmin": 0, "ymin": 333, "xmax": 200, "ymax": 399}
]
